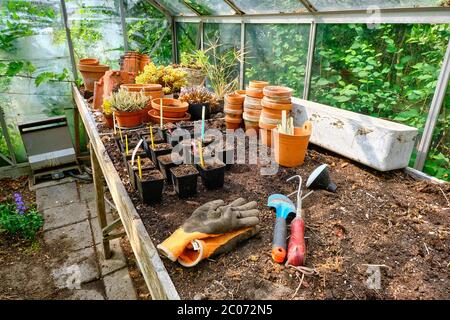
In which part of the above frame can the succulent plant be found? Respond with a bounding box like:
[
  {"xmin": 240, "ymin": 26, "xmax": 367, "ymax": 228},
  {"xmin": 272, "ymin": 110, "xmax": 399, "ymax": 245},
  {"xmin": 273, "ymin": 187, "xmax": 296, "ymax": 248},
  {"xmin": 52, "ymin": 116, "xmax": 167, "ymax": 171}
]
[
  {"xmin": 135, "ymin": 62, "xmax": 187, "ymax": 94},
  {"xmin": 179, "ymin": 86, "xmax": 219, "ymax": 107},
  {"xmin": 104, "ymin": 88, "xmax": 149, "ymax": 112}
]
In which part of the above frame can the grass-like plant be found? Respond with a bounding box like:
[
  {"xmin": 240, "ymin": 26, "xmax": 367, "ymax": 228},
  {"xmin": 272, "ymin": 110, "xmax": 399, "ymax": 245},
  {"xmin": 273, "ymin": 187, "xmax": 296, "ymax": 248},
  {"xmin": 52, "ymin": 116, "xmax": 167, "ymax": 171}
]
[
  {"xmin": 0, "ymin": 193, "xmax": 43, "ymax": 239},
  {"xmin": 105, "ymin": 88, "xmax": 149, "ymax": 113}
]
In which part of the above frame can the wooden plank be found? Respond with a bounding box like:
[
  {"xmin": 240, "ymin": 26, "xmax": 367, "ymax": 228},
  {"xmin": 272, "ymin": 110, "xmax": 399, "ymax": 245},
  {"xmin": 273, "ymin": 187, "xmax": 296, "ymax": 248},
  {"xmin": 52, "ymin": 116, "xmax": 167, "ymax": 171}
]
[{"xmin": 72, "ymin": 84, "xmax": 180, "ymax": 300}]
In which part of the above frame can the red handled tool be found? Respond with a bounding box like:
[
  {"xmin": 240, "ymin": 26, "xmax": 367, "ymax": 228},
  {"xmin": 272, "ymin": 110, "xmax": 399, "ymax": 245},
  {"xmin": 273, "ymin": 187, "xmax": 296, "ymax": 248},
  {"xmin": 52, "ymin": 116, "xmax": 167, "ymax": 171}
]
[{"xmin": 286, "ymin": 175, "xmax": 306, "ymax": 266}]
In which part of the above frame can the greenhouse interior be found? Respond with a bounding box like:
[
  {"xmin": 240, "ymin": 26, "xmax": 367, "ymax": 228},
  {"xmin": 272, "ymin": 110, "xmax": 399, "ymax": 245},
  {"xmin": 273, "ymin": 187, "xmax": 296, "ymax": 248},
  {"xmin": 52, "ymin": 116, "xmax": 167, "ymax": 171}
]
[{"xmin": 0, "ymin": 0, "xmax": 449, "ymax": 302}]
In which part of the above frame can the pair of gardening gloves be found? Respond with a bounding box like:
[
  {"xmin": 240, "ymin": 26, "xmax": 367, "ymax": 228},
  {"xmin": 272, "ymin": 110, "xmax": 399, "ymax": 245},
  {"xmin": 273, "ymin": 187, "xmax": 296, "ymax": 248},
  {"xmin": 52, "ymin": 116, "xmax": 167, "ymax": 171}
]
[{"xmin": 157, "ymin": 198, "xmax": 260, "ymax": 267}]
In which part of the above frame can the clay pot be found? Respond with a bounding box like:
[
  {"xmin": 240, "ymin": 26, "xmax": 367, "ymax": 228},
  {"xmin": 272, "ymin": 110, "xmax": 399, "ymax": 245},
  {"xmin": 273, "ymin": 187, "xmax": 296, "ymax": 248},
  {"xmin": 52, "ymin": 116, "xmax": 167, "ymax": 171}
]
[
  {"xmin": 78, "ymin": 64, "xmax": 110, "ymax": 92},
  {"xmin": 103, "ymin": 114, "xmax": 114, "ymax": 128},
  {"xmin": 121, "ymin": 83, "xmax": 161, "ymax": 93},
  {"xmin": 243, "ymin": 112, "xmax": 260, "ymax": 135},
  {"xmin": 93, "ymin": 70, "xmax": 136, "ymax": 110},
  {"xmin": 225, "ymin": 93, "xmax": 245, "ymax": 105},
  {"xmin": 273, "ymin": 121, "xmax": 312, "ymax": 167},
  {"xmin": 261, "ymin": 96, "xmax": 292, "ymax": 111},
  {"xmin": 224, "ymin": 101, "xmax": 243, "ymax": 114},
  {"xmin": 235, "ymin": 89, "xmax": 246, "ymax": 96},
  {"xmin": 121, "ymin": 51, "xmax": 151, "ymax": 74},
  {"xmin": 79, "ymin": 58, "xmax": 99, "ymax": 65},
  {"xmin": 225, "ymin": 114, "xmax": 242, "ymax": 130},
  {"xmin": 93, "ymin": 81, "xmax": 104, "ymax": 109},
  {"xmin": 259, "ymin": 121, "xmax": 277, "ymax": 147},
  {"xmin": 249, "ymin": 80, "xmax": 269, "ymax": 89},
  {"xmin": 246, "ymin": 86, "xmax": 264, "ymax": 99},
  {"xmin": 152, "ymin": 98, "xmax": 189, "ymax": 118},
  {"xmin": 148, "ymin": 109, "xmax": 191, "ymax": 124},
  {"xmin": 260, "ymin": 108, "xmax": 283, "ymax": 125},
  {"xmin": 139, "ymin": 55, "xmax": 151, "ymax": 72},
  {"xmin": 263, "ymin": 86, "xmax": 293, "ymax": 99},
  {"xmin": 115, "ymin": 110, "xmax": 143, "ymax": 128}
]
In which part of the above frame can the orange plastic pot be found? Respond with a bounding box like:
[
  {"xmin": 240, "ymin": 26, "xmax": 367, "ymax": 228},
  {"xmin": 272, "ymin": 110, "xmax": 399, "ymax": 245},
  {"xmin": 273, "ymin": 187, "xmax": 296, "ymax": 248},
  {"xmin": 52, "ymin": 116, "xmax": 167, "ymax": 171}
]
[
  {"xmin": 152, "ymin": 98, "xmax": 189, "ymax": 118},
  {"xmin": 225, "ymin": 93, "xmax": 245, "ymax": 105},
  {"xmin": 249, "ymin": 80, "xmax": 269, "ymax": 89},
  {"xmin": 78, "ymin": 64, "xmax": 110, "ymax": 92},
  {"xmin": 273, "ymin": 121, "xmax": 312, "ymax": 168},
  {"xmin": 148, "ymin": 109, "xmax": 191, "ymax": 124},
  {"xmin": 261, "ymin": 97, "xmax": 292, "ymax": 111},
  {"xmin": 263, "ymin": 86, "xmax": 293, "ymax": 99},
  {"xmin": 115, "ymin": 110, "xmax": 143, "ymax": 128},
  {"xmin": 79, "ymin": 58, "xmax": 99, "ymax": 65}
]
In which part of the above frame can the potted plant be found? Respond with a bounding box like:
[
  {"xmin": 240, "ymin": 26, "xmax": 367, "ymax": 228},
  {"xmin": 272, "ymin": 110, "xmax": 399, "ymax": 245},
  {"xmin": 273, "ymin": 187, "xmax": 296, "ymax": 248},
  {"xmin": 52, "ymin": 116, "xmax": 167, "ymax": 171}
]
[
  {"xmin": 105, "ymin": 88, "xmax": 150, "ymax": 128},
  {"xmin": 170, "ymin": 164, "xmax": 199, "ymax": 198},
  {"xmin": 135, "ymin": 62, "xmax": 187, "ymax": 97},
  {"xmin": 77, "ymin": 58, "xmax": 109, "ymax": 92},
  {"xmin": 101, "ymin": 98, "xmax": 114, "ymax": 128},
  {"xmin": 179, "ymin": 86, "xmax": 218, "ymax": 121},
  {"xmin": 135, "ymin": 169, "xmax": 165, "ymax": 205},
  {"xmin": 128, "ymin": 157, "xmax": 156, "ymax": 189},
  {"xmin": 273, "ymin": 112, "xmax": 312, "ymax": 168},
  {"xmin": 179, "ymin": 51, "xmax": 208, "ymax": 86},
  {"xmin": 157, "ymin": 153, "xmax": 183, "ymax": 185}
]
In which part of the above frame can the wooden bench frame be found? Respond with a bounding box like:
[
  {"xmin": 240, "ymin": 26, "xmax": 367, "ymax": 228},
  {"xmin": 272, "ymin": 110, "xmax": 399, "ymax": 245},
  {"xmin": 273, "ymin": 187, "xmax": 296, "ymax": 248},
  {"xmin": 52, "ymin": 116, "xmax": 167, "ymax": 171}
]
[{"xmin": 72, "ymin": 85, "xmax": 180, "ymax": 300}]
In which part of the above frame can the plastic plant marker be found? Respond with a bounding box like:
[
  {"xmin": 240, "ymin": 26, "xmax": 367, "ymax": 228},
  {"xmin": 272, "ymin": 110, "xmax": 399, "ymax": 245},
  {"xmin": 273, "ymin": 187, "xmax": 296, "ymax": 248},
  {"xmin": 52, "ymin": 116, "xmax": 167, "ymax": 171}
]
[
  {"xmin": 160, "ymin": 98, "xmax": 163, "ymax": 128},
  {"xmin": 131, "ymin": 139, "xmax": 144, "ymax": 166},
  {"xmin": 150, "ymin": 125, "xmax": 155, "ymax": 149},
  {"xmin": 137, "ymin": 156, "xmax": 142, "ymax": 179},
  {"xmin": 201, "ymin": 106, "xmax": 205, "ymax": 141},
  {"xmin": 198, "ymin": 140, "xmax": 205, "ymax": 168},
  {"xmin": 125, "ymin": 135, "xmax": 129, "ymax": 155}
]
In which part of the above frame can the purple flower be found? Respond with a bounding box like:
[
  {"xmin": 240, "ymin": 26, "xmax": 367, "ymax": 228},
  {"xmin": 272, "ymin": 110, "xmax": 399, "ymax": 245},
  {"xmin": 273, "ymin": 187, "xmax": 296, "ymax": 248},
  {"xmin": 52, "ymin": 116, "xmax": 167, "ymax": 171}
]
[{"xmin": 13, "ymin": 192, "xmax": 26, "ymax": 215}]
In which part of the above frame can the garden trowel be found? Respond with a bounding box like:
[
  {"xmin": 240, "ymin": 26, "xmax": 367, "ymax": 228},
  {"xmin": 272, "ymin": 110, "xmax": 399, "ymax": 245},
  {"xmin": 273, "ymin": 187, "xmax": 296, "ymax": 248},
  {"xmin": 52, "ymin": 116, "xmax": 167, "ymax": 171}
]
[{"xmin": 267, "ymin": 194, "xmax": 296, "ymax": 263}]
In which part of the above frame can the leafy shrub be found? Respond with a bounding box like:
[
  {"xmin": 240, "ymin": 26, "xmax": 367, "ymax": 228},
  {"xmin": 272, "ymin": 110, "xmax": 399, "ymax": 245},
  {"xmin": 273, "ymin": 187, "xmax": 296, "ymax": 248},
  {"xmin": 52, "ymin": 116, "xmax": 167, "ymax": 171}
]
[{"xmin": 0, "ymin": 193, "xmax": 44, "ymax": 239}]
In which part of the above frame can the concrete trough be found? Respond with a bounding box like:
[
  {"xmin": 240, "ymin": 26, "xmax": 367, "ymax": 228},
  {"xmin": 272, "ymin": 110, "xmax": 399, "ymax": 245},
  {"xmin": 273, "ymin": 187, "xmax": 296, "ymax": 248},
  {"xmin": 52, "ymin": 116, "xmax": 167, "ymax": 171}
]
[{"xmin": 291, "ymin": 98, "xmax": 419, "ymax": 171}]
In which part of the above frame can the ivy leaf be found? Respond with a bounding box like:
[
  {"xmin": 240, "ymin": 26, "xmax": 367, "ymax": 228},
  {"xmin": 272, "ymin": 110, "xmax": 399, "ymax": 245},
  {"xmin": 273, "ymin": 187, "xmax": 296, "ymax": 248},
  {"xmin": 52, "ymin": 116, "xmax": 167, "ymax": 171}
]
[
  {"xmin": 6, "ymin": 61, "xmax": 24, "ymax": 76},
  {"xmin": 35, "ymin": 72, "xmax": 55, "ymax": 86}
]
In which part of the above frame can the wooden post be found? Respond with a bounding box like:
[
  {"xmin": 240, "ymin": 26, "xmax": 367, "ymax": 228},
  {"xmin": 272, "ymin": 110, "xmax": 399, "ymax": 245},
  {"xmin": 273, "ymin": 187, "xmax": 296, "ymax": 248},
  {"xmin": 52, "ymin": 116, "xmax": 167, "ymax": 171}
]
[{"xmin": 90, "ymin": 147, "xmax": 111, "ymax": 259}]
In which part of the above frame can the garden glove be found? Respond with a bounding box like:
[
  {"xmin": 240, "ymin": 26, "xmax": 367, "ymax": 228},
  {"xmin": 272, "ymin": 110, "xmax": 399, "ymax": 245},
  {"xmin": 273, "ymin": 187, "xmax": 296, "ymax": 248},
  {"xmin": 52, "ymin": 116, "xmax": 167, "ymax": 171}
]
[
  {"xmin": 177, "ymin": 225, "xmax": 260, "ymax": 267},
  {"xmin": 157, "ymin": 198, "xmax": 260, "ymax": 261}
]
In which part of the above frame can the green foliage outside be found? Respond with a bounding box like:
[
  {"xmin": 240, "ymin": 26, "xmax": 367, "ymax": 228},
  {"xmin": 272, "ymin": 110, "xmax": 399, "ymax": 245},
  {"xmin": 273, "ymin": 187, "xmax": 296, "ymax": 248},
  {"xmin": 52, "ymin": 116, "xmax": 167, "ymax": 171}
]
[{"xmin": 0, "ymin": 194, "xmax": 43, "ymax": 239}]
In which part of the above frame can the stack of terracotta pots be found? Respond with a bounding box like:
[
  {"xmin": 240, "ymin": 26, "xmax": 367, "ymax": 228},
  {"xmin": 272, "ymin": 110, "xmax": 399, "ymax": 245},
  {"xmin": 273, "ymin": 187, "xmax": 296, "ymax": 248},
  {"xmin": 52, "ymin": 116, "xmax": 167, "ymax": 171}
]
[
  {"xmin": 224, "ymin": 92, "xmax": 245, "ymax": 130},
  {"xmin": 148, "ymin": 98, "xmax": 191, "ymax": 124},
  {"xmin": 120, "ymin": 51, "xmax": 151, "ymax": 74},
  {"xmin": 93, "ymin": 70, "xmax": 136, "ymax": 109},
  {"xmin": 78, "ymin": 58, "xmax": 110, "ymax": 92},
  {"xmin": 243, "ymin": 80, "xmax": 269, "ymax": 135},
  {"xmin": 121, "ymin": 84, "xmax": 164, "ymax": 123},
  {"xmin": 259, "ymin": 86, "xmax": 294, "ymax": 147}
]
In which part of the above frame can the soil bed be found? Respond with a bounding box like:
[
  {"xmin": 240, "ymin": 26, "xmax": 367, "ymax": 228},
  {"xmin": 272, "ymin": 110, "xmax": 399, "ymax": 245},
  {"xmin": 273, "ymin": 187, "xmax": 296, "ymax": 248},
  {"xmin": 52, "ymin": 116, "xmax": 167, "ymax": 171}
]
[{"xmin": 92, "ymin": 107, "xmax": 449, "ymax": 300}]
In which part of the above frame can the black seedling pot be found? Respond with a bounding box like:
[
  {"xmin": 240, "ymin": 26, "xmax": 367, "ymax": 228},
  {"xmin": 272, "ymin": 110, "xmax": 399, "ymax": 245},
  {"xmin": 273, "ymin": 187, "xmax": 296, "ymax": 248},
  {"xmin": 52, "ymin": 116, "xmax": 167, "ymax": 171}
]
[
  {"xmin": 141, "ymin": 133, "xmax": 164, "ymax": 158},
  {"xmin": 122, "ymin": 150, "xmax": 146, "ymax": 168},
  {"xmin": 135, "ymin": 169, "xmax": 165, "ymax": 205},
  {"xmin": 170, "ymin": 165, "xmax": 199, "ymax": 199},
  {"xmin": 157, "ymin": 127, "xmax": 168, "ymax": 142},
  {"xmin": 157, "ymin": 154, "xmax": 180, "ymax": 185},
  {"xmin": 196, "ymin": 161, "xmax": 226, "ymax": 190},
  {"xmin": 189, "ymin": 102, "xmax": 211, "ymax": 121},
  {"xmin": 127, "ymin": 158, "xmax": 155, "ymax": 190},
  {"xmin": 218, "ymin": 147, "xmax": 235, "ymax": 170},
  {"xmin": 149, "ymin": 143, "xmax": 172, "ymax": 165}
]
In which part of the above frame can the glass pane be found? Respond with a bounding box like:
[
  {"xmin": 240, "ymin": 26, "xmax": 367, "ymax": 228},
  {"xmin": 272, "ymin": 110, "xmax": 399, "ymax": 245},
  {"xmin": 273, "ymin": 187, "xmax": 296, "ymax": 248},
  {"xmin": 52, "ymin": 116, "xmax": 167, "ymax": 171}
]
[
  {"xmin": 204, "ymin": 23, "xmax": 241, "ymax": 52},
  {"xmin": 184, "ymin": 0, "xmax": 235, "ymax": 15},
  {"xmin": 423, "ymin": 84, "xmax": 450, "ymax": 182},
  {"xmin": 176, "ymin": 22, "xmax": 200, "ymax": 61},
  {"xmin": 232, "ymin": 0, "xmax": 307, "ymax": 14},
  {"xmin": 244, "ymin": 24, "xmax": 310, "ymax": 97},
  {"xmin": 156, "ymin": 0, "xmax": 195, "ymax": 16},
  {"xmin": 308, "ymin": 0, "xmax": 442, "ymax": 11},
  {"xmin": 0, "ymin": 0, "xmax": 76, "ymax": 163},
  {"xmin": 124, "ymin": 0, "xmax": 172, "ymax": 65},
  {"xmin": 310, "ymin": 24, "xmax": 450, "ymax": 176},
  {"xmin": 66, "ymin": 0, "xmax": 123, "ymax": 69}
]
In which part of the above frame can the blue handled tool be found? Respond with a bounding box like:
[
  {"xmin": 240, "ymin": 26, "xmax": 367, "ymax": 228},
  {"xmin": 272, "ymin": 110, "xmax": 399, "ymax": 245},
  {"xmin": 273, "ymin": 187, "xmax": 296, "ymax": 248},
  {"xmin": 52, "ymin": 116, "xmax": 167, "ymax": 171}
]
[{"xmin": 267, "ymin": 194, "xmax": 296, "ymax": 263}]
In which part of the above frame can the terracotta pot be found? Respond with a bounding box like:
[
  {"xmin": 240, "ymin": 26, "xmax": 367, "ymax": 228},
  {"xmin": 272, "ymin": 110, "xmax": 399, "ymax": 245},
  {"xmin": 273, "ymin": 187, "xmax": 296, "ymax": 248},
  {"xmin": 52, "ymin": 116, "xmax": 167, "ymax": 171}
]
[
  {"xmin": 93, "ymin": 81, "xmax": 104, "ymax": 109},
  {"xmin": 148, "ymin": 109, "xmax": 191, "ymax": 124},
  {"xmin": 243, "ymin": 108, "xmax": 261, "ymax": 119},
  {"xmin": 261, "ymin": 97, "xmax": 292, "ymax": 111},
  {"xmin": 103, "ymin": 113, "xmax": 114, "ymax": 128},
  {"xmin": 121, "ymin": 83, "xmax": 162, "ymax": 92},
  {"xmin": 115, "ymin": 110, "xmax": 143, "ymax": 128},
  {"xmin": 235, "ymin": 89, "xmax": 246, "ymax": 96},
  {"xmin": 225, "ymin": 112, "xmax": 242, "ymax": 121},
  {"xmin": 224, "ymin": 101, "xmax": 243, "ymax": 114},
  {"xmin": 152, "ymin": 98, "xmax": 189, "ymax": 118},
  {"xmin": 226, "ymin": 122, "xmax": 241, "ymax": 130},
  {"xmin": 139, "ymin": 55, "xmax": 151, "ymax": 72},
  {"xmin": 141, "ymin": 106, "xmax": 152, "ymax": 123},
  {"xmin": 225, "ymin": 93, "xmax": 245, "ymax": 105},
  {"xmin": 249, "ymin": 80, "xmax": 269, "ymax": 89},
  {"xmin": 79, "ymin": 58, "xmax": 99, "ymax": 65},
  {"xmin": 273, "ymin": 121, "xmax": 312, "ymax": 167},
  {"xmin": 94, "ymin": 70, "xmax": 136, "ymax": 109},
  {"xmin": 243, "ymin": 112, "xmax": 260, "ymax": 135},
  {"xmin": 121, "ymin": 51, "xmax": 150, "ymax": 74},
  {"xmin": 259, "ymin": 121, "xmax": 277, "ymax": 147},
  {"xmin": 225, "ymin": 114, "xmax": 242, "ymax": 130},
  {"xmin": 260, "ymin": 108, "xmax": 283, "ymax": 126},
  {"xmin": 78, "ymin": 64, "xmax": 110, "ymax": 92},
  {"xmin": 246, "ymin": 86, "xmax": 264, "ymax": 99},
  {"xmin": 263, "ymin": 86, "xmax": 293, "ymax": 99}
]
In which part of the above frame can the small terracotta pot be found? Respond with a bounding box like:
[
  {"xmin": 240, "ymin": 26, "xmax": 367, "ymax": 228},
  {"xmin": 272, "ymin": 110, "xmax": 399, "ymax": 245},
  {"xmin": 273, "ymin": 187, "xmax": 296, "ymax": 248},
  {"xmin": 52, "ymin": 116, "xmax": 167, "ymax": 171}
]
[
  {"xmin": 261, "ymin": 97, "xmax": 292, "ymax": 111},
  {"xmin": 246, "ymin": 86, "xmax": 264, "ymax": 99},
  {"xmin": 79, "ymin": 58, "xmax": 99, "ymax": 65},
  {"xmin": 243, "ymin": 112, "xmax": 260, "ymax": 135},
  {"xmin": 152, "ymin": 98, "xmax": 189, "ymax": 118},
  {"xmin": 148, "ymin": 109, "xmax": 191, "ymax": 124},
  {"xmin": 103, "ymin": 113, "xmax": 114, "ymax": 128},
  {"xmin": 259, "ymin": 121, "xmax": 277, "ymax": 147},
  {"xmin": 243, "ymin": 108, "xmax": 261, "ymax": 119},
  {"xmin": 226, "ymin": 121, "xmax": 242, "ymax": 130},
  {"xmin": 224, "ymin": 101, "xmax": 243, "ymax": 114},
  {"xmin": 121, "ymin": 83, "xmax": 161, "ymax": 92},
  {"xmin": 249, "ymin": 80, "xmax": 269, "ymax": 89},
  {"xmin": 235, "ymin": 89, "xmax": 246, "ymax": 96},
  {"xmin": 115, "ymin": 110, "xmax": 143, "ymax": 128},
  {"xmin": 225, "ymin": 93, "xmax": 245, "ymax": 105},
  {"xmin": 225, "ymin": 115, "xmax": 242, "ymax": 130},
  {"xmin": 121, "ymin": 51, "xmax": 150, "ymax": 74},
  {"xmin": 93, "ymin": 81, "xmax": 104, "ymax": 109},
  {"xmin": 273, "ymin": 121, "xmax": 312, "ymax": 167},
  {"xmin": 260, "ymin": 108, "xmax": 283, "ymax": 126},
  {"xmin": 78, "ymin": 64, "xmax": 110, "ymax": 92},
  {"xmin": 263, "ymin": 86, "xmax": 293, "ymax": 99}
]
